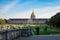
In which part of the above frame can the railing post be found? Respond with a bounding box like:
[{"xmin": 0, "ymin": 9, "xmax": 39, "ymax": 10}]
[
  {"xmin": 19, "ymin": 29, "xmax": 20, "ymax": 36},
  {"xmin": 5, "ymin": 30, "xmax": 8, "ymax": 40}
]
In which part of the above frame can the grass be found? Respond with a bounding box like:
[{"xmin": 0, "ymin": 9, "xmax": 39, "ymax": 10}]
[
  {"xmin": 34, "ymin": 30, "xmax": 60, "ymax": 35},
  {"xmin": 22, "ymin": 24, "xmax": 60, "ymax": 35}
]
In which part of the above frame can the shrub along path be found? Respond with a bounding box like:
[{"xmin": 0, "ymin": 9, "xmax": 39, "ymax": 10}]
[{"xmin": 15, "ymin": 35, "xmax": 60, "ymax": 40}]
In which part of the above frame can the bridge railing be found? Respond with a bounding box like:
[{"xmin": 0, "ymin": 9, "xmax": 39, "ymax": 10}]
[{"xmin": 0, "ymin": 28, "xmax": 33, "ymax": 40}]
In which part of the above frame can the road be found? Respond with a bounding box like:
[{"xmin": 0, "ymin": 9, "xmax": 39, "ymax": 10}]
[{"xmin": 15, "ymin": 35, "xmax": 60, "ymax": 40}]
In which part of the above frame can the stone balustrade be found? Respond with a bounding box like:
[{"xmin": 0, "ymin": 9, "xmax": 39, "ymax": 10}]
[{"xmin": 0, "ymin": 28, "xmax": 33, "ymax": 40}]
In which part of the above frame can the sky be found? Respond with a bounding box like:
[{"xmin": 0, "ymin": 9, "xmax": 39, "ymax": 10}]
[{"xmin": 0, "ymin": 0, "xmax": 60, "ymax": 19}]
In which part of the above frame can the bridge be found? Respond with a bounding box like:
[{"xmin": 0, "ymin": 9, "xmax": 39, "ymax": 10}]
[{"xmin": 0, "ymin": 29, "xmax": 60, "ymax": 40}]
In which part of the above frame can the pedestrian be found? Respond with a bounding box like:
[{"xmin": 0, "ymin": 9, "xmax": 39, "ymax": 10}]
[{"xmin": 36, "ymin": 26, "xmax": 40, "ymax": 35}]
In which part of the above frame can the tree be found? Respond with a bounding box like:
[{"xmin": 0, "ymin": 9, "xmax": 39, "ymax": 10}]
[
  {"xmin": 49, "ymin": 12, "xmax": 60, "ymax": 28},
  {"xmin": 4, "ymin": 19, "xmax": 7, "ymax": 23},
  {"xmin": 0, "ymin": 18, "xmax": 7, "ymax": 24}
]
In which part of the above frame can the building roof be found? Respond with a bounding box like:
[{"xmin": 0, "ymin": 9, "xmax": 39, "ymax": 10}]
[{"xmin": 8, "ymin": 18, "xmax": 49, "ymax": 20}]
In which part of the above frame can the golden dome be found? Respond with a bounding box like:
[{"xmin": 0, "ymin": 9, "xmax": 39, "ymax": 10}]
[{"xmin": 31, "ymin": 10, "xmax": 36, "ymax": 19}]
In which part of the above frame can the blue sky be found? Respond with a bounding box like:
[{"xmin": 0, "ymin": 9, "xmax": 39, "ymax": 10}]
[{"xmin": 0, "ymin": 0, "xmax": 60, "ymax": 19}]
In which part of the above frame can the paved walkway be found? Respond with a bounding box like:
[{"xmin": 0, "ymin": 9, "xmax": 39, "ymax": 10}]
[{"xmin": 15, "ymin": 35, "xmax": 60, "ymax": 40}]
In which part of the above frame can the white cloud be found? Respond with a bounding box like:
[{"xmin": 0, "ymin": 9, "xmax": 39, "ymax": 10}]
[
  {"xmin": 7, "ymin": 6, "xmax": 60, "ymax": 19},
  {"xmin": 34, "ymin": 6, "xmax": 60, "ymax": 18},
  {"xmin": 0, "ymin": 0, "xmax": 19, "ymax": 14},
  {"xmin": 0, "ymin": 5, "xmax": 60, "ymax": 19},
  {"xmin": 8, "ymin": 10, "xmax": 32, "ymax": 19}
]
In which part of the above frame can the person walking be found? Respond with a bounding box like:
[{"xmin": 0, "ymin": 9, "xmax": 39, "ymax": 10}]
[{"xmin": 36, "ymin": 26, "xmax": 40, "ymax": 35}]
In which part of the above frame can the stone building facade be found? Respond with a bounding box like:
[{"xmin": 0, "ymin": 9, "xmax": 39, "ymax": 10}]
[{"xmin": 7, "ymin": 11, "xmax": 48, "ymax": 25}]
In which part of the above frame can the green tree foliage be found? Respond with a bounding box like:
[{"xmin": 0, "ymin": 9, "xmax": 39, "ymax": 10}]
[
  {"xmin": 49, "ymin": 12, "xmax": 60, "ymax": 28},
  {"xmin": 4, "ymin": 19, "xmax": 7, "ymax": 23},
  {"xmin": 0, "ymin": 18, "xmax": 7, "ymax": 24}
]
